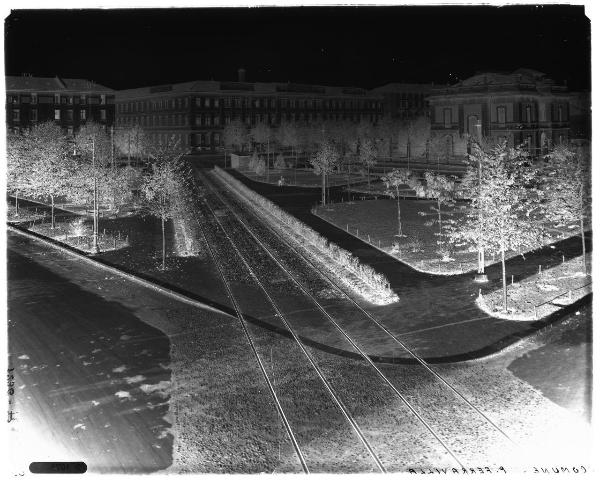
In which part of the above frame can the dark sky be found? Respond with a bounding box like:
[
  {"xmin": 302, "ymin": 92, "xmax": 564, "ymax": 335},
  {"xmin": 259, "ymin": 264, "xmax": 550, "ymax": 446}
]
[{"xmin": 4, "ymin": 5, "xmax": 591, "ymax": 91}]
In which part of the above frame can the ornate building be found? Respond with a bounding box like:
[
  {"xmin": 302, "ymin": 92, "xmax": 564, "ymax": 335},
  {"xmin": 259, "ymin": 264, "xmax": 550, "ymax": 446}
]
[
  {"xmin": 5, "ymin": 75, "xmax": 115, "ymax": 135},
  {"xmin": 427, "ymin": 69, "xmax": 578, "ymax": 158},
  {"xmin": 115, "ymin": 72, "xmax": 384, "ymax": 153}
]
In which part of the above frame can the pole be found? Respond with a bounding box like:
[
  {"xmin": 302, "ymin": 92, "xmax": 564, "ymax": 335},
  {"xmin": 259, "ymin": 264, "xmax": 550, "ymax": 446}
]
[{"xmin": 92, "ymin": 136, "xmax": 100, "ymax": 253}]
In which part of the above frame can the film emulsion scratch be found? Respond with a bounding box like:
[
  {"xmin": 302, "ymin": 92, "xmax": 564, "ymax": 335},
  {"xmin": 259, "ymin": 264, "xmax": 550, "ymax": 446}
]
[{"xmin": 4, "ymin": 4, "xmax": 592, "ymax": 475}]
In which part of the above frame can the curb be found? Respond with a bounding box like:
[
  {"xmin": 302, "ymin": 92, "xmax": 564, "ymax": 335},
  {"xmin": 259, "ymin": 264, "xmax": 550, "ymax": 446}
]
[{"xmin": 7, "ymin": 224, "xmax": 233, "ymax": 319}]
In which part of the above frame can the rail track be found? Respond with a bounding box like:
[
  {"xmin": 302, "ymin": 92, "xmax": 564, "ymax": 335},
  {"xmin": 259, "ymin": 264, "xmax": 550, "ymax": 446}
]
[
  {"xmin": 206, "ymin": 170, "xmax": 516, "ymax": 442},
  {"xmin": 193, "ymin": 168, "xmax": 521, "ymax": 471}
]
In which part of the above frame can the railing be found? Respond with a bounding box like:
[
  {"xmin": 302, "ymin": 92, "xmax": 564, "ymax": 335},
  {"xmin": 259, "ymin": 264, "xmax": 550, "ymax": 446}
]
[{"xmin": 532, "ymin": 281, "xmax": 592, "ymax": 319}]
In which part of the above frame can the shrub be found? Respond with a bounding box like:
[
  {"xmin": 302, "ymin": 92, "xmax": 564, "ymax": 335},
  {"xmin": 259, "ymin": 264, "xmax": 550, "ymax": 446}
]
[
  {"xmin": 213, "ymin": 166, "xmax": 398, "ymax": 304},
  {"xmin": 255, "ymin": 158, "xmax": 266, "ymax": 175}
]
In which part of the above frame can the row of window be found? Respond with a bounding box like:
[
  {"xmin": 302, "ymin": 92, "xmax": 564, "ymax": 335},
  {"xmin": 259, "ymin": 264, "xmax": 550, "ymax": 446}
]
[
  {"xmin": 11, "ymin": 108, "xmax": 107, "ymax": 122},
  {"xmin": 440, "ymin": 104, "xmax": 566, "ymax": 128},
  {"xmin": 116, "ymin": 111, "xmax": 381, "ymax": 129},
  {"xmin": 7, "ymin": 93, "xmax": 107, "ymax": 105},
  {"xmin": 117, "ymin": 96, "xmax": 382, "ymax": 114}
]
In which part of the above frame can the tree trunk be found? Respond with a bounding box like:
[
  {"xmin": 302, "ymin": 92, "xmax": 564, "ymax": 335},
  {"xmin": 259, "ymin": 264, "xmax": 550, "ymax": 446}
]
[
  {"xmin": 437, "ymin": 199, "xmax": 442, "ymax": 239},
  {"xmin": 161, "ymin": 217, "xmax": 166, "ymax": 270},
  {"xmin": 367, "ymin": 164, "xmax": 371, "ymax": 190},
  {"xmin": 580, "ymin": 216, "xmax": 586, "ymax": 274},
  {"xmin": 51, "ymin": 196, "xmax": 55, "ymax": 229},
  {"xmin": 14, "ymin": 192, "xmax": 19, "ymax": 216},
  {"xmin": 396, "ymin": 186, "xmax": 402, "ymax": 236},
  {"xmin": 501, "ymin": 248, "xmax": 507, "ymax": 312},
  {"xmin": 321, "ymin": 171, "xmax": 326, "ymax": 206}
]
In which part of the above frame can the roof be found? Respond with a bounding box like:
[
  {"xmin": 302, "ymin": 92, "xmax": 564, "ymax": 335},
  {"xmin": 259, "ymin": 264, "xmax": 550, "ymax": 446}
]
[
  {"xmin": 115, "ymin": 79, "xmax": 381, "ymax": 100},
  {"xmin": 5, "ymin": 76, "xmax": 114, "ymax": 93},
  {"xmin": 370, "ymin": 83, "xmax": 444, "ymax": 93},
  {"xmin": 429, "ymin": 68, "xmax": 568, "ymax": 97}
]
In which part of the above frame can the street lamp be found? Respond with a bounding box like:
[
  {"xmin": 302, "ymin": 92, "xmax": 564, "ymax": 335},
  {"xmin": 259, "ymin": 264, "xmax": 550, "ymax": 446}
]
[{"xmin": 91, "ymin": 136, "xmax": 100, "ymax": 254}]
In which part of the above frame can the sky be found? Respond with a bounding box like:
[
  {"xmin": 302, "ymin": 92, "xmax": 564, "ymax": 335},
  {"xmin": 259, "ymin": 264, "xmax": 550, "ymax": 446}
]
[{"xmin": 3, "ymin": 5, "xmax": 591, "ymax": 91}]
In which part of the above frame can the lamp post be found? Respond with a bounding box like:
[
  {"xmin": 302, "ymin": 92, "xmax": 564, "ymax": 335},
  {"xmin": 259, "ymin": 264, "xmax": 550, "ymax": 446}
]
[
  {"xmin": 91, "ymin": 136, "xmax": 100, "ymax": 254},
  {"xmin": 474, "ymin": 121, "xmax": 487, "ymax": 282}
]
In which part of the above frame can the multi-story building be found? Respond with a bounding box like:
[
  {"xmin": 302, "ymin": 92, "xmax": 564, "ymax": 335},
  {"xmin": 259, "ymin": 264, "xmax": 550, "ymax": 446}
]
[
  {"xmin": 5, "ymin": 75, "xmax": 115, "ymax": 135},
  {"xmin": 370, "ymin": 82, "xmax": 443, "ymax": 120},
  {"xmin": 427, "ymin": 69, "xmax": 575, "ymax": 158},
  {"xmin": 115, "ymin": 73, "xmax": 384, "ymax": 153}
]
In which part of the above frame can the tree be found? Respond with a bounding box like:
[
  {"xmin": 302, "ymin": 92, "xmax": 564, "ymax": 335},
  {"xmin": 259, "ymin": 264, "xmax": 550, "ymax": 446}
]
[
  {"xmin": 141, "ymin": 151, "xmax": 189, "ymax": 270},
  {"xmin": 72, "ymin": 122, "xmax": 113, "ymax": 251},
  {"xmin": 223, "ymin": 120, "xmax": 247, "ymax": 152},
  {"xmin": 249, "ymin": 122, "xmax": 272, "ymax": 180},
  {"xmin": 376, "ymin": 116, "xmax": 400, "ymax": 171},
  {"xmin": 381, "ymin": 168, "xmax": 413, "ymax": 238},
  {"xmin": 412, "ymin": 171, "xmax": 457, "ymax": 258},
  {"xmin": 115, "ymin": 125, "xmax": 150, "ymax": 163},
  {"xmin": 449, "ymin": 141, "xmax": 546, "ymax": 312},
  {"xmin": 542, "ymin": 144, "xmax": 591, "ymax": 273},
  {"xmin": 27, "ymin": 122, "xmax": 74, "ymax": 228},
  {"xmin": 277, "ymin": 122, "xmax": 300, "ymax": 182},
  {"xmin": 310, "ymin": 140, "xmax": 340, "ymax": 206},
  {"xmin": 6, "ymin": 133, "xmax": 32, "ymax": 216},
  {"xmin": 358, "ymin": 138, "xmax": 378, "ymax": 190}
]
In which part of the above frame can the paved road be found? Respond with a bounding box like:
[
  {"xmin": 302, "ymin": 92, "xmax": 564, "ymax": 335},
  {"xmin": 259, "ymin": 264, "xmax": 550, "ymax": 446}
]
[{"xmin": 7, "ymin": 232, "xmax": 173, "ymax": 474}]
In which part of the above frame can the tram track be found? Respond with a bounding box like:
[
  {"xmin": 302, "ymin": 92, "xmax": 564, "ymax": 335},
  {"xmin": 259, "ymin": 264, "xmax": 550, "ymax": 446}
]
[{"xmin": 196, "ymin": 168, "xmax": 524, "ymax": 467}]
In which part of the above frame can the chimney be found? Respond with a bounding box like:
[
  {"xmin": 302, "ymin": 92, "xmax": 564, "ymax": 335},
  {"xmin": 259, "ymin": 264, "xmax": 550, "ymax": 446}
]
[{"xmin": 237, "ymin": 68, "xmax": 246, "ymax": 83}]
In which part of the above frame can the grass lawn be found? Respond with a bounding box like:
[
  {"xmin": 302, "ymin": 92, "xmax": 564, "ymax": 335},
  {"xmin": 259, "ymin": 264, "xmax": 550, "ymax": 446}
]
[
  {"xmin": 314, "ymin": 198, "xmax": 583, "ymax": 276},
  {"xmin": 478, "ymin": 255, "xmax": 591, "ymax": 320},
  {"xmin": 314, "ymin": 198, "xmax": 482, "ymax": 274}
]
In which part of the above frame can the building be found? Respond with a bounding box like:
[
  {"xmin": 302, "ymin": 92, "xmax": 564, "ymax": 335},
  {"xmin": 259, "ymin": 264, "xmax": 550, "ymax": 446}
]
[
  {"xmin": 370, "ymin": 82, "xmax": 443, "ymax": 120},
  {"xmin": 115, "ymin": 71, "xmax": 384, "ymax": 153},
  {"xmin": 5, "ymin": 75, "xmax": 115, "ymax": 135},
  {"xmin": 427, "ymin": 69, "xmax": 576, "ymax": 158}
]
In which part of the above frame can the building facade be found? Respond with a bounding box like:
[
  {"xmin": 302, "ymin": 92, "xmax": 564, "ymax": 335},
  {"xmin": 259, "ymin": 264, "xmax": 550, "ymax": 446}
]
[
  {"xmin": 5, "ymin": 75, "xmax": 115, "ymax": 135},
  {"xmin": 427, "ymin": 69, "xmax": 575, "ymax": 158},
  {"xmin": 370, "ymin": 82, "xmax": 443, "ymax": 120},
  {"xmin": 115, "ymin": 77, "xmax": 384, "ymax": 153}
]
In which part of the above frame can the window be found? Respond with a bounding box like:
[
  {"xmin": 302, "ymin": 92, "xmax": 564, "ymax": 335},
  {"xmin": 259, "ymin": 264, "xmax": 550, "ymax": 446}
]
[
  {"xmin": 525, "ymin": 105, "xmax": 532, "ymax": 124},
  {"xmin": 80, "ymin": 95, "xmax": 86, "ymax": 105},
  {"xmin": 558, "ymin": 105, "xmax": 564, "ymax": 123},
  {"xmin": 66, "ymin": 110, "xmax": 73, "ymax": 121},
  {"xmin": 497, "ymin": 106, "xmax": 506, "ymax": 126},
  {"xmin": 214, "ymin": 115, "xmax": 220, "ymax": 126},
  {"xmin": 67, "ymin": 127, "xmax": 74, "ymax": 135},
  {"xmin": 225, "ymin": 115, "xmax": 231, "ymax": 125},
  {"xmin": 54, "ymin": 109, "xmax": 61, "ymax": 120},
  {"xmin": 224, "ymin": 97, "xmax": 232, "ymax": 108},
  {"xmin": 55, "ymin": 94, "xmax": 61, "ymax": 104},
  {"xmin": 443, "ymin": 108, "xmax": 452, "ymax": 128},
  {"xmin": 80, "ymin": 109, "xmax": 86, "ymax": 120},
  {"xmin": 30, "ymin": 109, "xmax": 38, "ymax": 122},
  {"xmin": 100, "ymin": 109, "xmax": 106, "ymax": 121},
  {"xmin": 12, "ymin": 109, "xmax": 20, "ymax": 122},
  {"xmin": 205, "ymin": 97, "xmax": 211, "ymax": 108},
  {"xmin": 67, "ymin": 96, "xmax": 73, "ymax": 105},
  {"xmin": 214, "ymin": 98, "xmax": 220, "ymax": 107},
  {"xmin": 31, "ymin": 93, "xmax": 38, "ymax": 104},
  {"xmin": 100, "ymin": 95, "xmax": 106, "ymax": 105}
]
